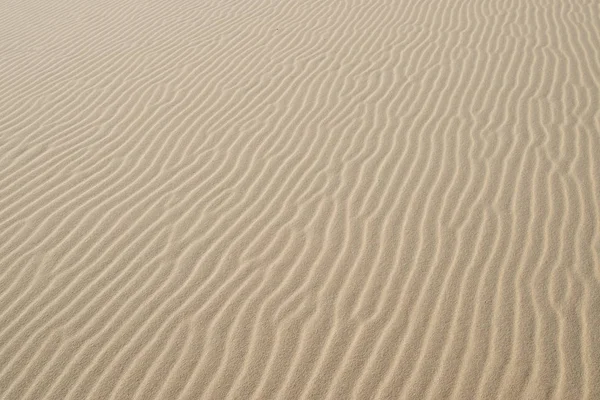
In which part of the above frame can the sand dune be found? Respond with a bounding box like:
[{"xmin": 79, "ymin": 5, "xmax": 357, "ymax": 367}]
[{"xmin": 1, "ymin": 0, "xmax": 600, "ymax": 398}]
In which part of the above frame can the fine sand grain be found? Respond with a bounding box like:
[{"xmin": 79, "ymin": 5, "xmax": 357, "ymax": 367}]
[{"xmin": 1, "ymin": 0, "xmax": 600, "ymax": 399}]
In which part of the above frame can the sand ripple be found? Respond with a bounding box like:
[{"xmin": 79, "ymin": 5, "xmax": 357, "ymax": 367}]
[{"xmin": 1, "ymin": 0, "xmax": 599, "ymax": 398}]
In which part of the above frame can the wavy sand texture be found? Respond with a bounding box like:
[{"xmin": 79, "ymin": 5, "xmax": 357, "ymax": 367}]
[{"xmin": 1, "ymin": 0, "xmax": 599, "ymax": 398}]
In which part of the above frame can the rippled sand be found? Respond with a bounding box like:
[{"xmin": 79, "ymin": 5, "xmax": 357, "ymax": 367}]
[{"xmin": 1, "ymin": 0, "xmax": 599, "ymax": 398}]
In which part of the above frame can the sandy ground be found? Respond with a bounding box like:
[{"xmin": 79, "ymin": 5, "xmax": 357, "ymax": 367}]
[{"xmin": 1, "ymin": 0, "xmax": 600, "ymax": 399}]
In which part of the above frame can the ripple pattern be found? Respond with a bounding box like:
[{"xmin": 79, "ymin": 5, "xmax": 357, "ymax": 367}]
[{"xmin": 1, "ymin": 0, "xmax": 599, "ymax": 399}]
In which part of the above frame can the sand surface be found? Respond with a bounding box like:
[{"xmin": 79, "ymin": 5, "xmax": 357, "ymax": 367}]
[{"xmin": 1, "ymin": 0, "xmax": 600, "ymax": 399}]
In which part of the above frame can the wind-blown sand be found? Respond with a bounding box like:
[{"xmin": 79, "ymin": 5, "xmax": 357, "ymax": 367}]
[{"xmin": 1, "ymin": 0, "xmax": 599, "ymax": 399}]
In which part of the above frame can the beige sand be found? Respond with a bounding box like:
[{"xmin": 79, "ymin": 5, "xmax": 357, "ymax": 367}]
[{"xmin": 1, "ymin": 0, "xmax": 599, "ymax": 398}]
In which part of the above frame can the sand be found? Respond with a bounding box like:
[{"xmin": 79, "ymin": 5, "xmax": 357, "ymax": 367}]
[{"xmin": 1, "ymin": 0, "xmax": 599, "ymax": 398}]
